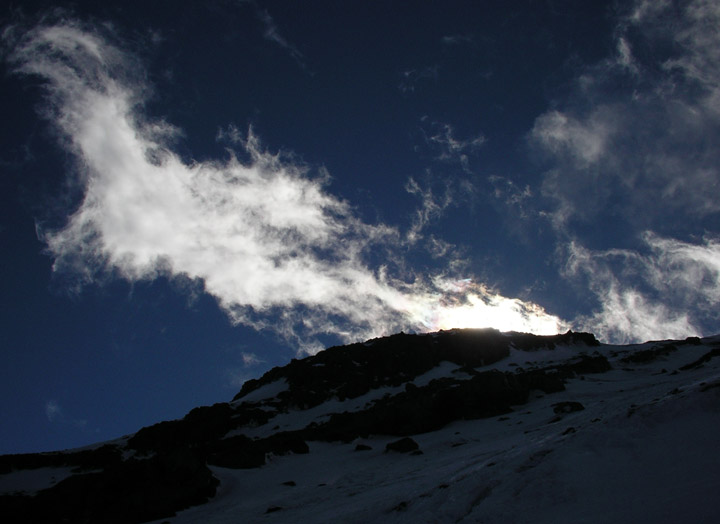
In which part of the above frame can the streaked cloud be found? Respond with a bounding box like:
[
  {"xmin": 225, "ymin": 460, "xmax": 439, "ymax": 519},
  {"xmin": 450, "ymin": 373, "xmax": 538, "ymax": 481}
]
[
  {"xmin": 404, "ymin": 176, "xmax": 453, "ymax": 245},
  {"xmin": 8, "ymin": 1, "xmax": 718, "ymax": 349},
  {"xmin": 525, "ymin": 0, "xmax": 720, "ymax": 342},
  {"xmin": 487, "ymin": 175, "xmax": 533, "ymax": 219},
  {"xmin": 531, "ymin": 0, "xmax": 720, "ymax": 228},
  {"xmin": 640, "ymin": 233, "xmax": 720, "ymax": 323},
  {"xmin": 422, "ymin": 121, "xmax": 485, "ymax": 172},
  {"xmin": 615, "ymin": 37, "xmax": 637, "ymax": 74},
  {"xmin": 6, "ymin": 19, "xmax": 567, "ymax": 353},
  {"xmin": 561, "ymin": 233, "xmax": 720, "ymax": 343},
  {"xmin": 257, "ymin": 7, "xmax": 307, "ymax": 70}
]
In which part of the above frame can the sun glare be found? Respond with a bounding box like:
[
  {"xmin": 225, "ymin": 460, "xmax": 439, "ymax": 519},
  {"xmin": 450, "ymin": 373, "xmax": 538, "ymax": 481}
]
[{"xmin": 406, "ymin": 279, "xmax": 567, "ymax": 335}]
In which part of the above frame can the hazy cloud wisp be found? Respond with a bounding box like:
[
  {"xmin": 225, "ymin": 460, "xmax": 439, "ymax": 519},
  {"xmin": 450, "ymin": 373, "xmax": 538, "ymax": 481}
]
[
  {"xmin": 532, "ymin": 0, "xmax": 720, "ymax": 227},
  {"xmin": 6, "ymin": 20, "xmax": 567, "ymax": 352},
  {"xmin": 530, "ymin": 0, "xmax": 720, "ymax": 343},
  {"xmin": 562, "ymin": 238, "xmax": 707, "ymax": 344}
]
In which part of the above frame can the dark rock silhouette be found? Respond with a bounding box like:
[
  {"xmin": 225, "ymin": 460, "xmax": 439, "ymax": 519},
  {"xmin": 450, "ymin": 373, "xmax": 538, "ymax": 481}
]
[
  {"xmin": 1, "ymin": 447, "xmax": 217, "ymax": 524},
  {"xmin": 385, "ymin": 437, "xmax": 420, "ymax": 453},
  {"xmin": 234, "ymin": 329, "xmax": 600, "ymax": 409},
  {"xmin": 0, "ymin": 328, "xmax": 608, "ymax": 523}
]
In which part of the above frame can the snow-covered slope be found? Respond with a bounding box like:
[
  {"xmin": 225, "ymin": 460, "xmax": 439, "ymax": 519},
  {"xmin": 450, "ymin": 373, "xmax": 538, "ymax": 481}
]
[{"xmin": 2, "ymin": 329, "xmax": 720, "ymax": 523}]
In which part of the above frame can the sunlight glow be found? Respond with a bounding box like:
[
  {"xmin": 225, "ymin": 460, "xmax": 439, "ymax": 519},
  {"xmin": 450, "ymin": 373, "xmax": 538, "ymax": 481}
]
[
  {"xmin": 9, "ymin": 22, "xmax": 571, "ymax": 349},
  {"xmin": 404, "ymin": 278, "xmax": 568, "ymax": 336}
]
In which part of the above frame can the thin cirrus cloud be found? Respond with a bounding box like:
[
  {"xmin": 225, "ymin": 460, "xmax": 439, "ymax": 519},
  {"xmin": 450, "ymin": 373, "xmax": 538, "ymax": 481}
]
[
  {"xmin": 403, "ymin": 176, "xmax": 454, "ymax": 246},
  {"xmin": 45, "ymin": 399, "xmax": 88, "ymax": 429},
  {"xmin": 532, "ymin": 0, "xmax": 720, "ymax": 224},
  {"xmin": 5, "ymin": 20, "xmax": 567, "ymax": 353},
  {"xmin": 562, "ymin": 237, "xmax": 705, "ymax": 345},
  {"xmin": 256, "ymin": 8, "xmax": 307, "ymax": 70},
  {"xmin": 423, "ymin": 121, "xmax": 485, "ymax": 172},
  {"xmin": 531, "ymin": 0, "xmax": 720, "ymax": 343},
  {"xmin": 45, "ymin": 400, "xmax": 62, "ymax": 423}
]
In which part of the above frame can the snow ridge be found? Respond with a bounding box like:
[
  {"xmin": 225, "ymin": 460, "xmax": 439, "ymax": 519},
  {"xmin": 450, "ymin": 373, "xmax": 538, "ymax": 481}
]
[{"xmin": 2, "ymin": 329, "xmax": 719, "ymax": 523}]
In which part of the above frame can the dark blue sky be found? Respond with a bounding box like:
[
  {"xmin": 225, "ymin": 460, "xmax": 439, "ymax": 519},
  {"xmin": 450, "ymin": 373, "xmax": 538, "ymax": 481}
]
[{"xmin": 2, "ymin": 0, "xmax": 719, "ymax": 454}]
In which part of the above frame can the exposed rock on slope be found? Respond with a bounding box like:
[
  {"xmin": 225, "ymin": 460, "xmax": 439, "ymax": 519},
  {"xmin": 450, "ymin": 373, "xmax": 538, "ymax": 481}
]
[
  {"xmin": 2, "ymin": 329, "xmax": 718, "ymax": 523},
  {"xmin": 234, "ymin": 329, "xmax": 599, "ymax": 408}
]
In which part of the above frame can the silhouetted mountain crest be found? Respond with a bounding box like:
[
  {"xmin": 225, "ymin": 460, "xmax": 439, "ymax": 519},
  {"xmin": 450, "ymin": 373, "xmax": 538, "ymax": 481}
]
[
  {"xmin": 234, "ymin": 328, "xmax": 600, "ymax": 407},
  {"xmin": 3, "ymin": 329, "xmax": 719, "ymax": 524}
]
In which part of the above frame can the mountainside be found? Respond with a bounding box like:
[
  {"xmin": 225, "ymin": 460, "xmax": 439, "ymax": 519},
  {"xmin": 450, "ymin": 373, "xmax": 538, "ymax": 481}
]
[{"xmin": 2, "ymin": 328, "xmax": 720, "ymax": 523}]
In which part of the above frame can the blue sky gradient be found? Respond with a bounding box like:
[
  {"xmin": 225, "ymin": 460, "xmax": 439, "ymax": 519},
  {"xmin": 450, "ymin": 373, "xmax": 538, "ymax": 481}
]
[{"xmin": 2, "ymin": 0, "xmax": 719, "ymax": 453}]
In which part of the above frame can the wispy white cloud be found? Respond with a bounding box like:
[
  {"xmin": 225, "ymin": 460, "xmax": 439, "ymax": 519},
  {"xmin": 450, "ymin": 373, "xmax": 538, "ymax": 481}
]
[
  {"xmin": 563, "ymin": 233, "xmax": 720, "ymax": 343},
  {"xmin": 404, "ymin": 176, "xmax": 453, "ymax": 245},
  {"xmin": 257, "ymin": 8, "xmax": 307, "ymax": 70},
  {"xmin": 531, "ymin": 109, "xmax": 614, "ymax": 169},
  {"xmin": 661, "ymin": 0, "xmax": 720, "ymax": 116},
  {"xmin": 487, "ymin": 175, "xmax": 533, "ymax": 219},
  {"xmin": 422, "ymin": 121, "xmax": 485, "ymax": 173},
  {"xmin": 226, "ymin": 350, "xmax": 266, "ymax": 387},
  {"xmin": 6, "ymin": 20, "xmax": 567, "ymax": 352},
  {"xmin": 532, "ymin": 0, "xmax": 720, "ymax": 229},
  {"xmin": 241, "ymin": 352, "xmax": 264, "ymax": 367},
  {"xmin": 615, "ymin": 37, "xmax": 637, "ymax": 74},
  {"xmin": 45, "ymin": 400, "xmax": 62, "ymax": 422},
  {"xmin": 525, "ymin": 0, "xmax": 720, "ymax": 341},
  {"xmin": 641, "ymin": 232, "xmax": 720, "ymax": 307},
  {"xmin": 425, "ymin": 235, "xmax": 456, "ymax": 260}
]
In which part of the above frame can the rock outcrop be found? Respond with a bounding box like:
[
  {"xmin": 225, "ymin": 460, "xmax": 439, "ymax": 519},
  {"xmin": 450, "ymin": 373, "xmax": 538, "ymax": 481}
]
[{"xmin": 0, "ymin": 328, "xmax": 608, "ymax": 523}]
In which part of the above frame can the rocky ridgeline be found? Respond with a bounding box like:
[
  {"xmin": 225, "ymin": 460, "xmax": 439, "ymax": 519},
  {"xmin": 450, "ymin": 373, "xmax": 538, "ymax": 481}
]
[
  {"xmin": 233, "ymin": 329, "xmax": 600, "ymax": 409},
  {"xmin": 4, "ymin": 328, "xmax": 687, "ymax": 524}
]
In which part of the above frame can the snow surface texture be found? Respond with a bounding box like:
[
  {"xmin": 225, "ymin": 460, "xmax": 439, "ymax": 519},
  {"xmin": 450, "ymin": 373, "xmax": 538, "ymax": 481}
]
[
  {"xmin": 2, "ymin": 332, "xmax": 720, "ymax": 523},
  {"xmin": 0, "ymin": 466, "xmax": 76, "ymax": 496},
  {"xmin": 151, "ymin": 336, "xmax": 720, "ymax": 523}
]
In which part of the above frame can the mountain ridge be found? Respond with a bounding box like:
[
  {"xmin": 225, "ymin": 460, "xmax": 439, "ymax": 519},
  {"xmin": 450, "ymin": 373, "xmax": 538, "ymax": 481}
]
[{"xmin": 2, "ymin": 328, "xmax": 719, "ymax": 523}]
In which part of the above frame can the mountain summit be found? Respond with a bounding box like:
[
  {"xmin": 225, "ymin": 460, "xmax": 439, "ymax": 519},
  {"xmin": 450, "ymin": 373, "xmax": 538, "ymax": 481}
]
[{"xmin": 2, "ymin": 328, "xmax": 719, "ymax": 523}]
